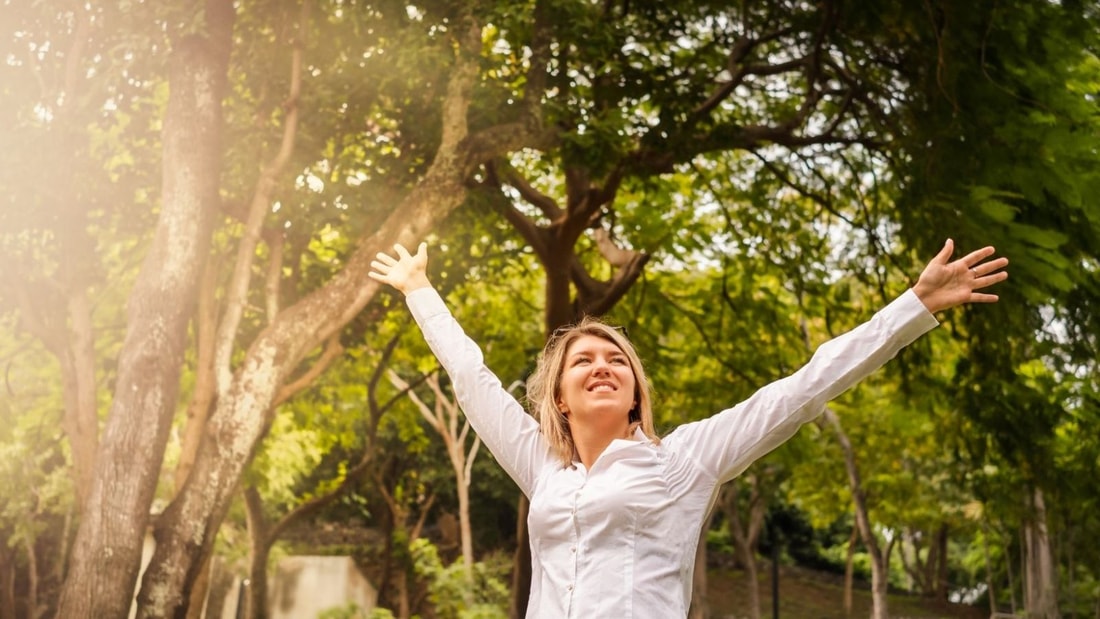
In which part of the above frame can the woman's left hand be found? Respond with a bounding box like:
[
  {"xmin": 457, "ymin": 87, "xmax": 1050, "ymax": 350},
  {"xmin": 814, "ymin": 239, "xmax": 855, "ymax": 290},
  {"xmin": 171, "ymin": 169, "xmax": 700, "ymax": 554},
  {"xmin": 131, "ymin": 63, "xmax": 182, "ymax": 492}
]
[{"xmin": 912, "ymin": 239, "xmax": 1009, "ymax": 314}]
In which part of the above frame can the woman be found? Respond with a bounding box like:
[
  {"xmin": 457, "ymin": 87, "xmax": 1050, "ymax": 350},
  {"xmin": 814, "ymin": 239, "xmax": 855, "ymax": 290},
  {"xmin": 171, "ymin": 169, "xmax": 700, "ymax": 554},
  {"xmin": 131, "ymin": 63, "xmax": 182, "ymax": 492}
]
[{"xmin": 368, "ymin": 239, "xmax": 1007, "ymax": 618}]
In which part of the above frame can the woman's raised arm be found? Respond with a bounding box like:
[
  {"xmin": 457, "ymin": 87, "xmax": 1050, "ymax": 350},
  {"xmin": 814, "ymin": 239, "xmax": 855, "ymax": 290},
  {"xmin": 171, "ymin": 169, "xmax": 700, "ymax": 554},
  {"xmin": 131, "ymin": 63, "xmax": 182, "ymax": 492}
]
[
  {"xmin": 369, "ymin": 243, "xmax": 553, "ymax": 497},
  {"xmin": 665, "ymin": 239, "xmax": 1008, "ymax": 483}
]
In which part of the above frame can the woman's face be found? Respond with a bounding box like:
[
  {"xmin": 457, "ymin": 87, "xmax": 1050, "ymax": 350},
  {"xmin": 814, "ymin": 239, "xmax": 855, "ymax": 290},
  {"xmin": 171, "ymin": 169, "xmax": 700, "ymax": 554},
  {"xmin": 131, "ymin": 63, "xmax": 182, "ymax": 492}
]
[{"xmin": 556, "ymin": 334, "xmax": 636, "ymax": 427}]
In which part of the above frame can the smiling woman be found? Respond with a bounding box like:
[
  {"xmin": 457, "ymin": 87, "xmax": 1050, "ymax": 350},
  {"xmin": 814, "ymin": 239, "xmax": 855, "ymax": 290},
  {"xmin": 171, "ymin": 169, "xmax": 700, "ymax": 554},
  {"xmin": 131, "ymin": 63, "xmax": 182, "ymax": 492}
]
[
  {"xmin": 367, "ymin": 240, "xmax": 1008, "ymax": 619},
  {"xmin": 528, "ymin": 322, "xmax": 653, "ymax": 471}
]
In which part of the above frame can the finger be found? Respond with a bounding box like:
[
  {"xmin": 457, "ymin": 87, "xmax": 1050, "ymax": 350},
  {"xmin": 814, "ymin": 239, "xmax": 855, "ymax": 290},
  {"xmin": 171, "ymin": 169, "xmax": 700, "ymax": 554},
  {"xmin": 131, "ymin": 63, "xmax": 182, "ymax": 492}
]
[
  {"xmin": 415, "ymin": 241, "xmax": 427, "ymax": 259},
  {"xmin": 960, "ymin": 245, "xmax": 996, "ymax": 268},
  {"xmin": 972, "ymin": 256, "xmax": 1009, "ymax": 277},
  {"xmin": 969, "ymin": 292, "xmax": 1000, "ymax": 304},
  {"xmin": 374, "ymin": 252, "xmax": 397, "ymax": 266},
  {"xmin": 367, "ymin": 271, "xmax": 387, "ymax": 282},
  {"xmin": 394, "ymin": 243, "xmax": 412, "ymax": 260},
  {"xmin": 932, "ymin": 238, "xmax": 955, "ymax": 265},
  {"xmin": 973, "ymin": 271, "xmax": 1009, "ymax": 289},
  {"xmin": 370, "ymin": 260, "xmax": 391, "ymax": 273}
]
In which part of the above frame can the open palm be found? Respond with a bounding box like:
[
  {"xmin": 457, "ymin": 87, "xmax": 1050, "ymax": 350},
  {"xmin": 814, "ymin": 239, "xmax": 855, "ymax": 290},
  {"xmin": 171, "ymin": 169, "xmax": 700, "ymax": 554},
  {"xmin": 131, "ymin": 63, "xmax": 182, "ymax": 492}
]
[
  {"xmin": 913, "ymin": 239, "xmax": 1009, "ymax": 314},
  {"xmin": 369, "ymin": 242, "xmax": 431, "ymax": 295}
]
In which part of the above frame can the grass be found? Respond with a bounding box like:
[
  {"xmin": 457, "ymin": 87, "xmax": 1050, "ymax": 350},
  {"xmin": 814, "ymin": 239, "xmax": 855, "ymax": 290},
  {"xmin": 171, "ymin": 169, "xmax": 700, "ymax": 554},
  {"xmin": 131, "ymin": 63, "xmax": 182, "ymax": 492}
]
[{"xmin": 706, "ymin": 565, "xmax": 988, "ymax": 619}]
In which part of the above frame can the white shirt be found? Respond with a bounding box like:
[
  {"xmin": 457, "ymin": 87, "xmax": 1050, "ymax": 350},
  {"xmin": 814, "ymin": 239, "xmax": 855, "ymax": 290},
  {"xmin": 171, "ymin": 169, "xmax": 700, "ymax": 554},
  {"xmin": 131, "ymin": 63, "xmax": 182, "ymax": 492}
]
[{"xmin": 406, "ymin": 288, "xmax": 938, "ymax": 618}]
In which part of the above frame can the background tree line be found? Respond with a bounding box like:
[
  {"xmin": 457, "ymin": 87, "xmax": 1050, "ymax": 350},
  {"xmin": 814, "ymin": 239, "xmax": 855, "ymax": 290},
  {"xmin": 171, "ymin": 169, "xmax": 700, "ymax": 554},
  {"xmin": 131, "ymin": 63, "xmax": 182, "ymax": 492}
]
[{"xmin": 1, "ymin": 0, "xmax": 1098, "ymax": 618}]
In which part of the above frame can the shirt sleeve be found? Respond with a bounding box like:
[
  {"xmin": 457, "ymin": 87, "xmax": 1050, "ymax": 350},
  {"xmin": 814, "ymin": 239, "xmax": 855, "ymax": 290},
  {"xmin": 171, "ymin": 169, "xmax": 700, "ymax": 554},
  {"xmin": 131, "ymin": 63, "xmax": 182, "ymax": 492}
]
[
  {"xmin": 405, "ymin": 287, "xmax": 553, "ymax": 497},
  {"xmin": 662, "ymin": 288, "xmax": 940, "ymax": 485}
]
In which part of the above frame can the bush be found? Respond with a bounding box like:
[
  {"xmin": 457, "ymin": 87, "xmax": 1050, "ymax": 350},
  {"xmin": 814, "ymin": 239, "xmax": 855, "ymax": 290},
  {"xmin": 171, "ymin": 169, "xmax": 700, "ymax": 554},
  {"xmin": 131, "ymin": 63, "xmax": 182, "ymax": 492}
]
[{"xmin": 409, "ymin": 538, "xmax": 510, "ymax": 619}]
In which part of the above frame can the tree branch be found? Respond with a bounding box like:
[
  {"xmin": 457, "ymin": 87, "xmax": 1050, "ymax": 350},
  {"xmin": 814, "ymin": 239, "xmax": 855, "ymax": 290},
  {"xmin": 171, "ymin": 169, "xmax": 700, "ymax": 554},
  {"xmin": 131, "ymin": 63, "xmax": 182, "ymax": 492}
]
[
  {"xmin": 439, "ymin": 9, "xmax": 481, "ymax": 153},
  {"xmin": 570, "ymin": 225, "xmax": 651, "ymax": 317},
  {"xmin": 173, "ymin": 257, "xmax": 221, "ymax": 494},
  {"xmin": 593, "ymin": 226, "xmax": 636, "ymax": 268},
  {"xmin": 496, "ymin": 160, "xmax": 562, "ymax": 220},
  {"xmin": 523, "ymin": 0, "xmax": 552, "ymax": 120},
  {"xmin": 213, "ymin": 0, "xmax": 309, "ymax": 396},
  {"xmin": 267, "ymin": 334, "xmax": 411, "ymax": 543},
  {"xmin": 482, "ymin": 166, "xmax": 550, "ymax": 261},
  {"xmin": 425, "ymin": 374, "xmax": 459, "ymax": 441},
  {"xmin": 386, "ymin": 369, "xmax": 444, "ymax": 436},
  {"xmin": 463, "ymin": 434, "xmax": 482, "ymax": 488},
  {"xmin": 272, "ymin": 333, "xmax": 344, "ymax": 408},
  {"xmin": 264, "ymin": 230, "xmax": 285, "ymax": 322}
]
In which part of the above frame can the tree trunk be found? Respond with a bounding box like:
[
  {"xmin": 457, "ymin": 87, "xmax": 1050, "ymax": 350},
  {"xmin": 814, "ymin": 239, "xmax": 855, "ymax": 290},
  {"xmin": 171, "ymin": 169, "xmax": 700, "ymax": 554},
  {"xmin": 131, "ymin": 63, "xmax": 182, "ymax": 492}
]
[
  {"xmin": 687, "ymin": 523, "xmax": 709, "ymax": 619},
  {"xmin": 844, "ymin": 524, "xmax": 857, "ymax": 615},
  {"xmin": 59, "ymin": 290, "xmax": 99, "ymax": 512},
  {"xmin": 377, "ymin": 474, "xmax": 435, "ymax": 619},
  {"xmin": 0, "ymin": 546, "xmax": 14, "ymax": 619},
  {"xmin": 823, "ymin": 408, "xmax": 890, "ymax": 619},
  {"xmin": 934, "ymin": 523, "xmax": 949, "ymax": 601},
  {"xmin": 867, "ymin": 536, "xmax": 889, "ymax": 615},
  {"xmin": 173, "ymin": 257, "xmax": 220, "ymax": 493},
  {"xmin": 1066, "ymin": 520, "xmax": 1077, "ymax": 619},
  {"xmin": 387, "ymin": 371, "xmax": 480, "ymax": 583},
  {"xmin": 24, "ymin": 537, "xmax": 38, "ymax": 619},
  {"xmin": 8, "ymin": 9, "xmax": 102, "ymax": 517},
  {"xmin": 457, "ymin": 449, "xmax": 476, "ymax": 578},
  {"xmin": 1022, "ymin": 486, "xmax": 1059, "ymax": 619},
  {"xmin": 243, "ymin": 486, "xmax": 270, "ymax": 619},
  {"xmin": 135, "ymin": 13, "xmax": 546, "ymax": 614},
  {"xmin": 246, "ymin": 543, "xmax": 270, "ymax": 619},
  {"xmin": 184, "ymin": 556, "xmax": 213, "ymax": 619},
  {"xmin": 982, "ymin": 520, "xmax": 998, "ymax": 617},
  {"xmin": 724, "ymin": 481, "xmax": 761, "ymax": 619},
  {"xmin": 54, "ymin": 3, "xmax": 233, "ymax": 615},
  {"xmin": 510, "ymin": 496, "xmax": 532, "ymax": 619},
  {"xmin": 1006, "ymin": 529, "xmax": 1018, "ymax": 613},
  {"xmin": 395, "ymin": 567, "xmax": 411, "ymax": 619}
]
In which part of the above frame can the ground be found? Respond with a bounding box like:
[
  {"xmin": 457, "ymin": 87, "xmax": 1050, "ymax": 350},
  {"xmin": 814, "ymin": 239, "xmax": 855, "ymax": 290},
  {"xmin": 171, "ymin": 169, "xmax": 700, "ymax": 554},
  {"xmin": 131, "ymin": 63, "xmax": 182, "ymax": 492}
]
[{"xmin": 707, "ymin": 565, "xmax": 988, "ymax": 619}]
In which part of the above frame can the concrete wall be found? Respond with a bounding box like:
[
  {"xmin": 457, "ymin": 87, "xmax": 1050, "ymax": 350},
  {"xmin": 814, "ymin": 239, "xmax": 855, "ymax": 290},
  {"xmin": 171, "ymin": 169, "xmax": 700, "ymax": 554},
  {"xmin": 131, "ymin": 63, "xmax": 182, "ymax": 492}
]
[{"xmin": 268, "ymin": 555, "xmax": 378, "ymax": 619}]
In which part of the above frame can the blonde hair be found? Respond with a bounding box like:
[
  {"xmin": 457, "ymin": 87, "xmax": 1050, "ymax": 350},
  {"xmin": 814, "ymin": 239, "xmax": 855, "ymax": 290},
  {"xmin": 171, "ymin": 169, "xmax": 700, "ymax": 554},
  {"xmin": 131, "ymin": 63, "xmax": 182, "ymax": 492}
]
[{"xmin": 526, "ymin": 316, "xmax": 659, "ymax": 465}]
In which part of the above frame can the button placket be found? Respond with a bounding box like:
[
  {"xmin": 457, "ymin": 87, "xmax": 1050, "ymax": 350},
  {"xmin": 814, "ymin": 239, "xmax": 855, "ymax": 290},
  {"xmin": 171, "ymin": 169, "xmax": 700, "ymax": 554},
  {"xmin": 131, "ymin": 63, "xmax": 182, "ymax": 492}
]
[{"xmin": 567, "ymin": 484, "xmax": 583, "ymax": 610}]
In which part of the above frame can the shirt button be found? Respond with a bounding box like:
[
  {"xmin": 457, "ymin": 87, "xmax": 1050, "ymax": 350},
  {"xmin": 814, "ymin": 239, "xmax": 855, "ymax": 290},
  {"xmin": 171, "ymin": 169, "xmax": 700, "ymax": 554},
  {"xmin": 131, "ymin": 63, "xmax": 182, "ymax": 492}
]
[
  {"xmin": 567, "ymin": 584, "xmax": 574, "ymax": 592},
  {"xmin": 570, "ymin": 546, "xmax": 576, "ymax": 553}
]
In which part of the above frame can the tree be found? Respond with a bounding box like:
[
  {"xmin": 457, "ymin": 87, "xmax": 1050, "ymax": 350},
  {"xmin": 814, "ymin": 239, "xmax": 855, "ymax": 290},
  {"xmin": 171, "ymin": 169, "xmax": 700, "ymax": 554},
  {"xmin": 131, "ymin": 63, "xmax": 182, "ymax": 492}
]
[
  {"xmin": 0, "ymin": 334, "xmax": 71, "ymax": 619},
  {"xmin": 0, "ymin": 0, "xmax": 160, "ymax": 519},
  {"xmin": 893, "ymin": 6, "xmax": 1100, "ymax": 613},
  {"xmin": 238, "ymin": 330, "xmax": 409, "ymax": 619},
  {"xmin": 55, "ymin": 1, "xmax": 234, "ymax": 615},
  {"xmin": 386, "ymin": 371, "xmax": 483, "ymax": 587}
]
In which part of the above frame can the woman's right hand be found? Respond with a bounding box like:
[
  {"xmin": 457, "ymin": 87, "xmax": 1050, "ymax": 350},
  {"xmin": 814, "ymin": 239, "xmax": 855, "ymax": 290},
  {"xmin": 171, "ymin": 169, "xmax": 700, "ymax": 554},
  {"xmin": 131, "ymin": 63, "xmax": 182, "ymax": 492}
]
[{"xmin": 368, "ymin": 242, "xmax": 432, "ymax": 295}]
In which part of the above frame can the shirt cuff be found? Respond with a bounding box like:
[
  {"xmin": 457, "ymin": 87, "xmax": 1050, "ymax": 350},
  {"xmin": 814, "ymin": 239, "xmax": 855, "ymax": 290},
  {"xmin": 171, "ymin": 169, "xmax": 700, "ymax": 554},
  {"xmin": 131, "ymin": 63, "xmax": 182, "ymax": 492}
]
[{"xmin": 889, "ymin": 288, "xmax": 940, "ymax": 341}]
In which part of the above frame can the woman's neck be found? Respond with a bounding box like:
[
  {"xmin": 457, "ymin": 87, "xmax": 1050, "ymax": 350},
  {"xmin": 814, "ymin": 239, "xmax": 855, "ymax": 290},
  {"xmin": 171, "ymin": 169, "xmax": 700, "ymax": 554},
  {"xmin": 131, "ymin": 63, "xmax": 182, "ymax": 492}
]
[{"xmin": 571, "ymin": 421, "xmax": 632, "ymax": 469}]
